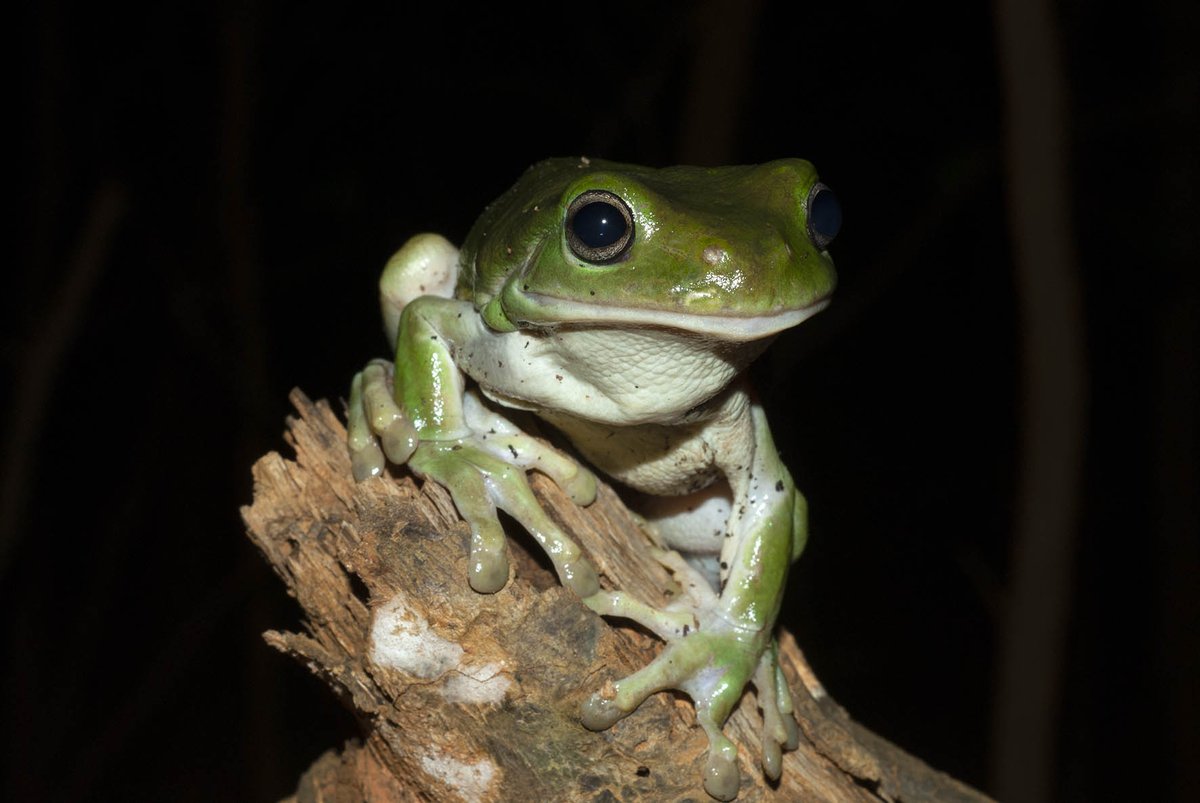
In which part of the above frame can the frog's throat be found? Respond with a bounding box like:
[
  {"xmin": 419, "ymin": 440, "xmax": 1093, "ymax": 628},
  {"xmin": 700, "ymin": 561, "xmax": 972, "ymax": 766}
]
[{"xmin": 495, "ymin": 291, "xmax": 830, "ymax": 342}]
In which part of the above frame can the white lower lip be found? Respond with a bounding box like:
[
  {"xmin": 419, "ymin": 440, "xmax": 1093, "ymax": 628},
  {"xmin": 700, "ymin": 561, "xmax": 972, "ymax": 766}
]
[{"xmin": 518, "ymin": 293, "xmax": 830, "ymax": 342}]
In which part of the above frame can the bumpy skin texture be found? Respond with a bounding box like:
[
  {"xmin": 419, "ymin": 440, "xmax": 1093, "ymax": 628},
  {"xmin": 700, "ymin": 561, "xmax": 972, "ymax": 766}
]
[{"xmin": 347, "ymin": 157, "xmax": 837, "ymax": 800}]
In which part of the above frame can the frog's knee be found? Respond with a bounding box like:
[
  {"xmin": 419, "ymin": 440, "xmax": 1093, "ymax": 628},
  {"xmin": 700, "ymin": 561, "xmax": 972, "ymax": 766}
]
[{"xmin": 380, "ymin": 233, "xmax": 460, "ymax": 343}]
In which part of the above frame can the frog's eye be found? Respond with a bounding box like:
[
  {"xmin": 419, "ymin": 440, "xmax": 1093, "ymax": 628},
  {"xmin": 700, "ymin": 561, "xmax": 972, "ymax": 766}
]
[
  {"xmin": 566, "ymin": 190, "xmax": 634, "ymax": 263},
  {"xmin": 806, "ymin": 182, "xmax": 842, "ymax": 250}
]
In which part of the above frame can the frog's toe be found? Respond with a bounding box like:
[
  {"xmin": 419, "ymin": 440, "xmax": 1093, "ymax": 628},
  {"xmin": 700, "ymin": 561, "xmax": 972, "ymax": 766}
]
[
  {"xmin": 468, "ymin": 544, "xmax": 509, "ymax": 594},
  {"xmin": 409, "ymin": 445, "xmax": 513, "ymax": 593},
  {"xmin": 350, "ymin": 442, "xmax": 386, "ymax": 481},
  {"xmin": 457, "ymin": 502, "xmax": 513, "ymax": 594},
  {"xmin": 762, "ymin": 734, "xmax": 783, "ymax": 781},
  {"xmin": 559, "ymin": 558, "xmax": 600, "ymax": 598},
  {"xmin": 560, "ymin": 466, "xmax": 598, "ymax": 506},
  {"xmin": 782, "ymin": 709, "xmax": 799, "ymax": 751},
  {"xmin": 360, "ymin": 360, "xmax": 421, "ymax": 464},
  {"xmin": 703, "ymin": 744, "xmax": 741, "ymax": 802},
  {"xmin": 583, "ymin": 589, "xmax": 697, "ymax": 640},
  {"xmin": 581, "ymin": 634, "xmax": 710, "ymax": 733},
  {"xmin": 695, "ymin": 682, "xmax": 746, "ymax": 800},
  {"xmin": 378, "ymin": 415, "xmax": 419, "ymax": 464},
  {"xmin": 580, "ymin": 691, "xmax": 626, "ymax": 731},
  {"xmin": 482, "ymin": 462, "xmax": 599, "ymax": 598},
  {"xmin": 348, "ymin": 370, "xmax": 386, "ymax": 480},
  {"xmin": 753, "ymin": 641, "xmax": 800, "ymax": 777}
]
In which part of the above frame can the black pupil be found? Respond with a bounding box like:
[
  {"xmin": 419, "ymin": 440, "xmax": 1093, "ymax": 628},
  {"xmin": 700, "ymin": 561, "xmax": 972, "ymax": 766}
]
[
  {"xmin": 809, "ymin": 187, "xmax": 843, "ymax": 243},
  {"xmin": 572, "ymin": 201, "xmax": 627, "ymax": 249}
]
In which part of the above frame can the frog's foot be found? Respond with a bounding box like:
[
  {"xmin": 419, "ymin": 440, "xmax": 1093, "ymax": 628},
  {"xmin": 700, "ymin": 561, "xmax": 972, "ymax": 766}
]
[
  {"xmin": 406, "ymin": 391, "xmax": 600, "ymax": 597},
  {"xmin": 581, "ymin": 554, "xmax": 797, "ymax": 801},
  {"xmin": 347, "ymin": 359, "xmax": 419, "ymax": 480},
  {"xmin": 752, "ymin": 641, "xmax": 801, "ymax": 781}
]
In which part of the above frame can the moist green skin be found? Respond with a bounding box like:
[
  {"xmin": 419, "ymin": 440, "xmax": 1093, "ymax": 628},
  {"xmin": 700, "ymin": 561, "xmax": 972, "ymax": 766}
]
[
  {"xmin": 459, "ymin": 157, "xmax": 836, "ymax": 332},
  {"xmin": 346, "ymin": 156, "xmax": 838, "ymax": 801}
]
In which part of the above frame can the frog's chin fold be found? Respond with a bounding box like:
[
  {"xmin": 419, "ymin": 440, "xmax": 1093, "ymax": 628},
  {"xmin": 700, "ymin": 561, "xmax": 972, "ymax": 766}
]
[{"xmin": 507, "ymin": 292, "xmax": 831, "ymax": 342}]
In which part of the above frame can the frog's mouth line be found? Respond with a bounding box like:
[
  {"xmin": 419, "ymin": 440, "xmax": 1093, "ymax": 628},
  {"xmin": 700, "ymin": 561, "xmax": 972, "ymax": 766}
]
[{"xmin": 513, "ymin": 292, "xmax": 830, "ymax": 342}]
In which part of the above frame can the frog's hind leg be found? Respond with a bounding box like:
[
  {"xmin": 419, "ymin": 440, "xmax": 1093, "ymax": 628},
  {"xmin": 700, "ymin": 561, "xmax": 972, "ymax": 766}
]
[{"xmin": 580, "ymin": 630, "xmax": 752, "ymax": 801}]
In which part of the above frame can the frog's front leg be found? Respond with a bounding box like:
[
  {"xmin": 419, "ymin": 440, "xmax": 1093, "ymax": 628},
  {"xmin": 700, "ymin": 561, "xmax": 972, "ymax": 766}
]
[
  {"xmin": 347, "ymin": 234, "xmax": 599, "ymax": 596},
  {"xmin": 581, "ymin": 397, "xmax": 803, "ymax": 801},
  {"xmin": 348, "ymin": 233, "xmax": 460, "ymax": 481},
  {"xmin": 360, "ymin": 299, "xmax": 600, "ymax": 596}
]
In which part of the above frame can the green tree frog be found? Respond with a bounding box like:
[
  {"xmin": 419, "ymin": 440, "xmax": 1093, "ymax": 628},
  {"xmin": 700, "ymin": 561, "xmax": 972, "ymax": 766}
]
[{"xmin": 347, "ymin": 156, "xmax": 840, "ymax": 800}]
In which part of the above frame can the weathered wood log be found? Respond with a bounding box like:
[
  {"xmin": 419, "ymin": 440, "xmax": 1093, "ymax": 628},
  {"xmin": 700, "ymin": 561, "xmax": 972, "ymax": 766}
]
[{"xmin": 242, "ymin": 390, "xmax": 992, "ymax": 802}]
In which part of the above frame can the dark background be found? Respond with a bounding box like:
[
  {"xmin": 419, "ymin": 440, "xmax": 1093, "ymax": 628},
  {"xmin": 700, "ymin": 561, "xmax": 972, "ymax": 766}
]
[{"xmin": 4, "ymin": 1, "xmax": 1196, "ymax": 801}]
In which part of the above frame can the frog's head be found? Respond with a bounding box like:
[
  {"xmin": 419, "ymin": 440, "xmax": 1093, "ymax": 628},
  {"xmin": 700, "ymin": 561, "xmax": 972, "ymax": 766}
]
[{"xmin": 461, "ymin": 157, "xmax": 840, "ymax": 341}]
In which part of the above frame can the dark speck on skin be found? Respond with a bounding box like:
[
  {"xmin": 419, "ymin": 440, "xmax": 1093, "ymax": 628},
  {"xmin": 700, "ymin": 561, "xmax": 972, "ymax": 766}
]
[
  {"xmin": 776, "ymin": 480, "xmax": 785, "ymax": 492},
  {"xmin": 508, "ymin": 444, "xmax": 519, "ymax": 459},
  {"xmin": 578, "ymin": 774, "xmax": 604, "ymax": 792}
]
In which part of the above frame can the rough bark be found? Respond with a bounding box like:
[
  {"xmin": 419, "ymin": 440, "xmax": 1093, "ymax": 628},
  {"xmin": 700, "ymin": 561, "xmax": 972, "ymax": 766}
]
[{"xmin": 242, "ymin": 390, "xmax": 993, "ymax": 803}]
